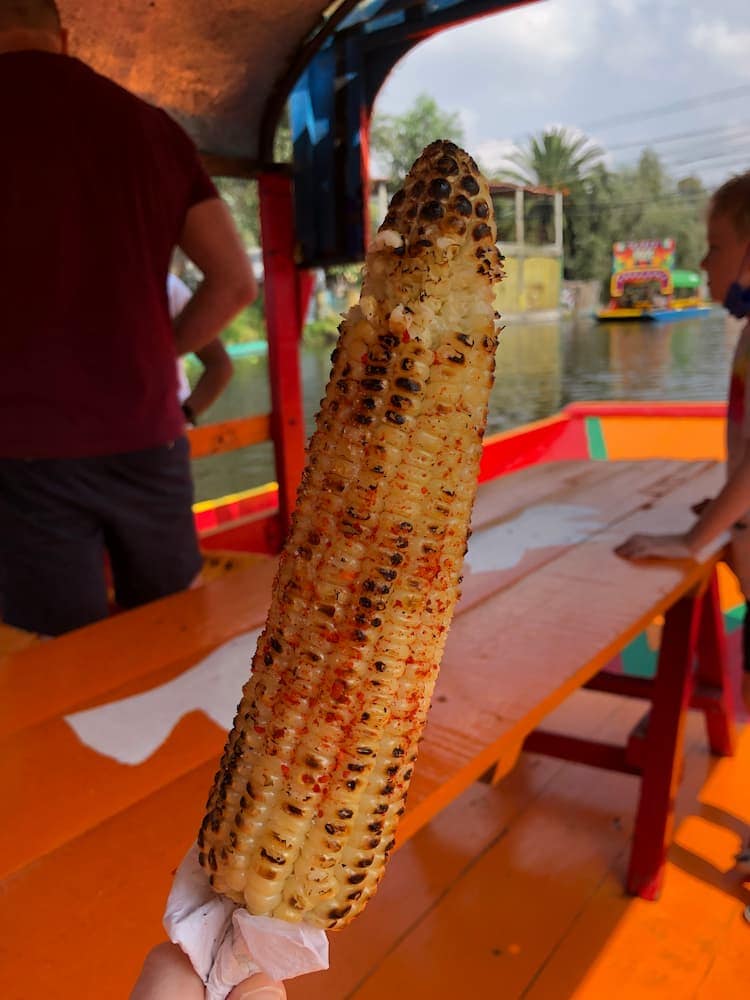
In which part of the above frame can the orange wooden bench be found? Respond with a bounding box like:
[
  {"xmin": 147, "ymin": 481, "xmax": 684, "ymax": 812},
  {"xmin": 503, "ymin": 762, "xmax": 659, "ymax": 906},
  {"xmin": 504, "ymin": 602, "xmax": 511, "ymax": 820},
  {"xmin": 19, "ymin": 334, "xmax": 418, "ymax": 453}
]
[
  {"xmin": 0, "ymin": 622, "xmax": 40, "ymax": 658},
  {"xmin": 0, "ymin": 459, "xmax": 739, "ymax": 996}
]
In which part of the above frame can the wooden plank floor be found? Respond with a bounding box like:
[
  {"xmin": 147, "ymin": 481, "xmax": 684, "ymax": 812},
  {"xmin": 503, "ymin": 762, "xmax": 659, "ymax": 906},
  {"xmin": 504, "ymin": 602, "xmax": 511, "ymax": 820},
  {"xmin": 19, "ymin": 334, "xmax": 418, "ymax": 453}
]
[
  {"xmin": 0, "ymin": 686, "xmax": 745, "ymax": 998},
  {"xmin": 1, "ymin": 461, "xmax": 746, "ymax": 998},
  {"xmin": 285, "ymin": 685, "xmax": 749, "ymax": 1000}
]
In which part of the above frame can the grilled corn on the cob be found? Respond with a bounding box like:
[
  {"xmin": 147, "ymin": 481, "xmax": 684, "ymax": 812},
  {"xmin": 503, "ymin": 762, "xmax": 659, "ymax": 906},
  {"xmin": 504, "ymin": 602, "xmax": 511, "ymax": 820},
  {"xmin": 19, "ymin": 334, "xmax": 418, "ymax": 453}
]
[{"xmin": 198, "ymin": 140, "xmax": 504, "ymax": 929}]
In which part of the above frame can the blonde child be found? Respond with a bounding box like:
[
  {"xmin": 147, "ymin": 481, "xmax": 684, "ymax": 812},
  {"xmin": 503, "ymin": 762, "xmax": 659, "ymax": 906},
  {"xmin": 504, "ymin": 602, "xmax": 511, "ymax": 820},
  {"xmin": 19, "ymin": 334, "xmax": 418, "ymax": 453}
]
[{"xmin": 616, "ymin": 170, "xmax": 750, "ymax": 715}]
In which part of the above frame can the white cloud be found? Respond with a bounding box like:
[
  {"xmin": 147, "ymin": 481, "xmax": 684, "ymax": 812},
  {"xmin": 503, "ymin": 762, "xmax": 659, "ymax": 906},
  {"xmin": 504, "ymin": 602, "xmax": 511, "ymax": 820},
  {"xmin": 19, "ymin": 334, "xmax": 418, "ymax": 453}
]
[
  {"xmin": 607, "ymin": 0, "xmax": 682, "ymax": 23},
  {"xmin": 688, "ymin": 20, "xmax": 750, "ymax": 78},
  {"xmin": 418, "ymin": 1, "xmax": 598, "ymax": 69},
  {"xmin": 457, "ymin": 106, "xmax": 480, "ymax": 141},
  {"xmin": 474, "ymin": 137, "xmax": 519, "ymax": 174},
  {"xmin": 607, "ymin": 0, "xmax": 641, "ymax": 17},
  {"xmin": 371, "ymin": 0, "xmax": 750, "ymax": 186},
  {"xmin": 374, "ymin": 0, "xmax": 598, "ymax": 151}
]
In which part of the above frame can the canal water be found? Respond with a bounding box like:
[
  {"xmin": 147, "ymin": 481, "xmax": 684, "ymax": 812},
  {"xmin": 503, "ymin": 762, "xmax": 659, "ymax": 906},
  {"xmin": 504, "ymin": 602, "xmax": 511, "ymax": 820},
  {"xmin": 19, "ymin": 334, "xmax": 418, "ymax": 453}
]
[{"xmin": 189, "ymin": 310, "xmax": 741, "ymax": 503}]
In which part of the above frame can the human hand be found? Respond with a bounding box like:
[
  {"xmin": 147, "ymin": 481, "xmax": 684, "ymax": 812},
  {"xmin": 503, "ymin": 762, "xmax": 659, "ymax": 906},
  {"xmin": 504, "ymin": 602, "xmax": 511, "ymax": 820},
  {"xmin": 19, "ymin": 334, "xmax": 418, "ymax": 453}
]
[
  {"xmin": 691, "ymin": 498, "xmax": 712, "ymax": 517},
  {"xmin": 130, "ymin": 942, "xmax": 286, "ymax": 1000},
  {"xmin": 615, "ymin": 533, "xmax": 694, "ymax": 561}
]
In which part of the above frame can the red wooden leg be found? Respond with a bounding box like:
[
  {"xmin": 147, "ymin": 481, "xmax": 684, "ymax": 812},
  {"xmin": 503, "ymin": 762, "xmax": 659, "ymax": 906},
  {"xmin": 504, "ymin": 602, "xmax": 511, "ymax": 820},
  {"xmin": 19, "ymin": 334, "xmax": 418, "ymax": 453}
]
[
  {"xmin": 626, "ymin": 588, "xmax": 703, "ymax": 900},
  {"xmin": 694, "ymin": 569, "xmax": 737, "ymax": 756}
]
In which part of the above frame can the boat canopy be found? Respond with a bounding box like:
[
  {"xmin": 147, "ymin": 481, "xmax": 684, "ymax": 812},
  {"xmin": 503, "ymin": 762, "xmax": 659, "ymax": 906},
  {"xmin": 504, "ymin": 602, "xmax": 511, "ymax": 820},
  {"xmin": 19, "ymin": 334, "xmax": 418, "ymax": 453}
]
[
  {"xmin": 612, "ymin": 268, "xmax": 672, "ymax": 294},
  {"xmin": 59, "ymin": 0, "xmax": 529, "ymax": 264},
  {"xmin": 671, "ymin": 269, "xmax": 702, "ymax": 289}
]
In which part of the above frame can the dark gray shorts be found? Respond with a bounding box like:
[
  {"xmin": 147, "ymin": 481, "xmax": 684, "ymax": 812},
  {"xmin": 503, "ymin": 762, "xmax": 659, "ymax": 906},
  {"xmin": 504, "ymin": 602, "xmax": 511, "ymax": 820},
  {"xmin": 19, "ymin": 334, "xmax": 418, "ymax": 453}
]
[{"xmin": 0, "ymin": 438, "xmax": 202, "ymax": 636}]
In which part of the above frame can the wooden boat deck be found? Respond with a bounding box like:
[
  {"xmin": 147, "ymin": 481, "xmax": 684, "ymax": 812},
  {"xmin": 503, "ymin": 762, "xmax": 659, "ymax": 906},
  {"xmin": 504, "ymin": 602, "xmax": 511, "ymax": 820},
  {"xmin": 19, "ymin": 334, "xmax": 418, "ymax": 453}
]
[
  {"xmin": 1, "ymin": 460, "xmax": 747, "ymax": 998},
  {"xmin": 288, "ymin": 688, "xmax": 749, "ymax": 999}
]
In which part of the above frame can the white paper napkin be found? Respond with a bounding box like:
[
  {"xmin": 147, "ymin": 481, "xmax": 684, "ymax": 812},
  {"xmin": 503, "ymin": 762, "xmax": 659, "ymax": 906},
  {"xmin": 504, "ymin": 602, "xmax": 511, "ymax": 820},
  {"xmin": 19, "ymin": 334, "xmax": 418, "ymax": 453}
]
[{"xmin": 163, "ymin": 846, "xmax": 329, "ymax": 1000}]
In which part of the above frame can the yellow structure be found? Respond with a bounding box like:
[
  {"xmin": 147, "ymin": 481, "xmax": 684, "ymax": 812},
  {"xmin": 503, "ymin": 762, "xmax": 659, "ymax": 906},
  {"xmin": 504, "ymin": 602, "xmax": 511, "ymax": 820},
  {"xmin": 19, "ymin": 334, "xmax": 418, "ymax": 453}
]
[{"xmin": 490, "ymin": 182, "xmax": 564, "ymax": 320}]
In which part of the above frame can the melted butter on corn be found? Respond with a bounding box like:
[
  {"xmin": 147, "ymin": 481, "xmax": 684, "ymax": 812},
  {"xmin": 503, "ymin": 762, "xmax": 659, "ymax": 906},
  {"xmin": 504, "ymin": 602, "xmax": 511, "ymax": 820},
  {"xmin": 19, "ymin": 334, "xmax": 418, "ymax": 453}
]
[{"xmin": 198, "ymin": 140, "xmax": 504, "ymax": 929}]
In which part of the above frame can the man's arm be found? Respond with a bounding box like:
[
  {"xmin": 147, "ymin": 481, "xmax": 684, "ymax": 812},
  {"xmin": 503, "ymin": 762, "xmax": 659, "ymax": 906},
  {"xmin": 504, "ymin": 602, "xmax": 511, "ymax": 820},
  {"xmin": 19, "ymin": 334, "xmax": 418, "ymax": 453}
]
[
  {"xmin": 182, "ymin": 338, "xmax": 234, "ymax": 421},
  {"xmin": 174, "ymin": 199, "xmax": 257, "ymax": 356}
]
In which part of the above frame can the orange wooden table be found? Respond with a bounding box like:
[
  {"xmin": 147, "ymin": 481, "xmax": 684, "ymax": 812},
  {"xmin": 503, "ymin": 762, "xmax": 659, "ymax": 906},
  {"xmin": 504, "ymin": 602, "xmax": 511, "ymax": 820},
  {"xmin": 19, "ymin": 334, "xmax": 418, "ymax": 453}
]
[{"xmin": 0, "ymin": 459, "xmax": 738, "ymax": 997}]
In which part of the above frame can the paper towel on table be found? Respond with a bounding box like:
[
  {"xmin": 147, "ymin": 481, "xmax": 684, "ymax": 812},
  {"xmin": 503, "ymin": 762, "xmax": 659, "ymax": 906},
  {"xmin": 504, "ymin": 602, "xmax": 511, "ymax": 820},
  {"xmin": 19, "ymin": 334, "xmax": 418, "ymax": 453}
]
[{"xmin": 164, "ymin": 846, "xmax": 329, "ymax": 1000}]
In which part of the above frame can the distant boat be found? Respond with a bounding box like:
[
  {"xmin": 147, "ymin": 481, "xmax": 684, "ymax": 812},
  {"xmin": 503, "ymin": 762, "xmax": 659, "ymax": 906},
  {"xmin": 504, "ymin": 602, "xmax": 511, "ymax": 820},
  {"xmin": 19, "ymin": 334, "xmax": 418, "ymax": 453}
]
[{"xmin": 596, "ymin": 240, "xmax": 713, "ymax": 322}]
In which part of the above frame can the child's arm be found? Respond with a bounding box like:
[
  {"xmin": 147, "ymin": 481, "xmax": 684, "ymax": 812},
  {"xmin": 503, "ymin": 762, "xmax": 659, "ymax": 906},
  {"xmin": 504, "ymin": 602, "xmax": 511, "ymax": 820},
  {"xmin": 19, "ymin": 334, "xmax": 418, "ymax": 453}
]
[
  {"xmin": 616, "ymin": 447, "xmax": 750, "ymax": 560},
  {"xmin": 181, "ymin": 339, "xmax": 234, "ymax": 422}
]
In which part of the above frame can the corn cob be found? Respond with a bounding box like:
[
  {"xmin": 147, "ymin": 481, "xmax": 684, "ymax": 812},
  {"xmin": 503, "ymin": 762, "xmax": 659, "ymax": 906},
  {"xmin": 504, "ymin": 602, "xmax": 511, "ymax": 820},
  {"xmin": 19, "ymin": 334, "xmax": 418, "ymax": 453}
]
[{"xmin": 198, "ymin": 140, "xmax": 504, "ymax": 929}]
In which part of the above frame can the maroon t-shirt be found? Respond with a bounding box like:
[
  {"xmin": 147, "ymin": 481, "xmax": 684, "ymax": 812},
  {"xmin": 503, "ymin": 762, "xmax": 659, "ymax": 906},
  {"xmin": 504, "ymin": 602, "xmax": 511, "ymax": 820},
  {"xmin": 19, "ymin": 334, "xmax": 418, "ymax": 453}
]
[{"xmin": 0, "ymin": 51, "xmax": 218, "ymax": 457}]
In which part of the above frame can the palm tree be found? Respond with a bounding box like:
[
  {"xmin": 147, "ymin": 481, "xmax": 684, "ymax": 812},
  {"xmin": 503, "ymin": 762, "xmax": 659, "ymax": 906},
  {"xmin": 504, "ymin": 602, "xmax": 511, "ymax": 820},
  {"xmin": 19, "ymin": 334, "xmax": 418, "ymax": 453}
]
[
  {"xmin": 500, "ymin": 128, "xmax": 604, "ymax": 276},
  {"xmin": 503, "ymin": 127, "xmax": 603, "ymax": 191}
]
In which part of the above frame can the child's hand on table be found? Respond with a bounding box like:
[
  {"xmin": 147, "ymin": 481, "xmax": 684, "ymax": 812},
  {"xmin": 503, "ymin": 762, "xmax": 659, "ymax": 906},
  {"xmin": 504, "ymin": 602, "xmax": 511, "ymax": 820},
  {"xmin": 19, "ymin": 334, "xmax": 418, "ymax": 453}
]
[{"xmin": 615, "ymin": 533, "xmax": 694, "ymax": 561}]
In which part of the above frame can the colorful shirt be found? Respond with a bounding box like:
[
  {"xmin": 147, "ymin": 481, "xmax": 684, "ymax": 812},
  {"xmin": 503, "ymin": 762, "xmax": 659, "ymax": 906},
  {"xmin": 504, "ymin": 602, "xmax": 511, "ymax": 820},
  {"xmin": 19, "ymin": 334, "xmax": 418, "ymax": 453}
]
[{"xmin": 726, "ymin": 320, "xmax": 750, "ymax": 593}]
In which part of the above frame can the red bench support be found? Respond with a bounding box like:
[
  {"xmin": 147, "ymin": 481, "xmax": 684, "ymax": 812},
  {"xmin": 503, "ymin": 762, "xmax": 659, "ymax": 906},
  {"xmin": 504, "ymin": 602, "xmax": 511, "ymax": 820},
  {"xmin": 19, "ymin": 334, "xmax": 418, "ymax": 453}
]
[{"xmin": 522, "ymin": 568, "xmax": 736, "ymax": 901}]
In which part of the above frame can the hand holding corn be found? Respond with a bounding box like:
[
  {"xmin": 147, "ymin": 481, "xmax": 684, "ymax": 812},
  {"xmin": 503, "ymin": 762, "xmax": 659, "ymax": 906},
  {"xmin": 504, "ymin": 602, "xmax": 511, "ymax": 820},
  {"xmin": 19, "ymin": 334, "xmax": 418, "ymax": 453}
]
[{"xmin": 198, "ymin": 140, "xmax": 504, "ymax": 929}]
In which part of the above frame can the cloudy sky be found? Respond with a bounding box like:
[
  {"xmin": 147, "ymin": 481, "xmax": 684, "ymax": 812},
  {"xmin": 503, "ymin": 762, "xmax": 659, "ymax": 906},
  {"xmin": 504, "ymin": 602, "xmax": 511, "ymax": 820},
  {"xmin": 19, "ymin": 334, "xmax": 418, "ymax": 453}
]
[{"xmin": 373, "ymin": 0, "xmax": 750, "ymax": 187}]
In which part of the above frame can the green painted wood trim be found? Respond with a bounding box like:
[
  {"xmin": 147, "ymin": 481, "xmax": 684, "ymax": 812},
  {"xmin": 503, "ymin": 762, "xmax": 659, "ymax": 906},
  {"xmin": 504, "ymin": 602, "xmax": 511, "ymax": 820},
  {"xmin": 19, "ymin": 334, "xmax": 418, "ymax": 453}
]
[
  {"xmin": 585, "ymin": 416, "xmax": 608, "ymax": 460},
  {"xmin": 621, "ymin": 606, "xmax": 744, "ymax": 679},
  {"xmin": 725, "ymin": 603, "xmax": 746, "ymax": 632}
]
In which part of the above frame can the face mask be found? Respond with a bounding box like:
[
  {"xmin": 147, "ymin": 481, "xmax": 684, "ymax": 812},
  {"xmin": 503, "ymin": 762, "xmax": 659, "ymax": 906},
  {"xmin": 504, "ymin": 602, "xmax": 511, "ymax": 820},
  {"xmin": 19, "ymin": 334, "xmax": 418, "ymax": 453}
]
[
  {"xmin": 725, "ymin": 244, "xmax": 750, "ymax": 318},
  {"xmin": 725, "ymin": 282, "xmax": 750, "ymax": 318}
]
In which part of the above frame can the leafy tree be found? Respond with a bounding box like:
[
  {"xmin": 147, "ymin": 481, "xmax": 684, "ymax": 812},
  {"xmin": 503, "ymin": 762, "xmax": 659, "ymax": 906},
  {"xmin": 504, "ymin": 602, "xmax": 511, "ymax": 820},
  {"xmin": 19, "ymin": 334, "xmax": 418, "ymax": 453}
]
[
  {"xmin": 566, "ymin": 163, "xmax": 617, "ymax": 282},
  {"xmin": 633, "ymin": 148, "xmax": 668, "ymax": 200},
  {"xmin": 215, "ymin": 177, "xmax": 261, "ymax": 248},
  {"xmin": 212, "ymin": 113, "xmax": 293, "ymax": 251},
  {"xmin": 603, "ymin": 151, "xmax": 709, "ymax": 276},
  {"xmin": 370, "ymin": 94, "xmax": 465, "ymax": 191}
]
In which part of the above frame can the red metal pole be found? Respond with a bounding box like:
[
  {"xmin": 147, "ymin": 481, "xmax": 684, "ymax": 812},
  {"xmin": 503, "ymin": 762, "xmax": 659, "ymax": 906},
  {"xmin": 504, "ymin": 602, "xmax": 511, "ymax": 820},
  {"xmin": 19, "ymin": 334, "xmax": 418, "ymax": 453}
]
[{"xmin": 258, "ymin": 171, "xmax": 307, "ymax": 544}]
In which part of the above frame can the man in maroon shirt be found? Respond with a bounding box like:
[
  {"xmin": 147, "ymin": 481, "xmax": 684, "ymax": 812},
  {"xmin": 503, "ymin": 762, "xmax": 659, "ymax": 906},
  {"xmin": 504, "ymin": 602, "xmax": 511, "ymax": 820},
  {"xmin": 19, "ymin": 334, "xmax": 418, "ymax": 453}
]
[{"xmin": 0, "ymin": 0, "xmax": 258, "ymax": 635}]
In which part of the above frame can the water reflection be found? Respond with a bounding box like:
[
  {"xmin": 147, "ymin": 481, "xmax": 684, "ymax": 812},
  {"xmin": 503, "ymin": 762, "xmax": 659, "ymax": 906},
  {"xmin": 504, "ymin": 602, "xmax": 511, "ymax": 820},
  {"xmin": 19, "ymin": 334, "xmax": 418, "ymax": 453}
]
[
  {"xmin": 489, "ymin": 323, "xmax": 561, "ymax": 433},
  {"xmin": 602, "ymin": 322, "xmax": 675, "ymax": 397},
  {"xmin": 190, "ymin": 311, "xmax": 739, "ymax": 503}
]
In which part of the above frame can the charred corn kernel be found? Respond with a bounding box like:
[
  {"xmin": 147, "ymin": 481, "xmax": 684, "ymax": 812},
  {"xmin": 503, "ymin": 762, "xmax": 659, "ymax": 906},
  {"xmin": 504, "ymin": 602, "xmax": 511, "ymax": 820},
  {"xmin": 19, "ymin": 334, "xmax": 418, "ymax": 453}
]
[{"xmin": 198, "ymin": 140, "xmax": 504, "ymax": 929}]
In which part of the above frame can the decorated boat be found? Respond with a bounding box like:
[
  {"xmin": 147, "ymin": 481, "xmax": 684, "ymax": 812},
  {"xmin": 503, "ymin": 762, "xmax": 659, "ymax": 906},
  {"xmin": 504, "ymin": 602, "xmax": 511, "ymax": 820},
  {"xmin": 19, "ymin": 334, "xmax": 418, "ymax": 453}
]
[{"xmin": 596, "ymin": 239, "xmax": 713, "ymax": 322}]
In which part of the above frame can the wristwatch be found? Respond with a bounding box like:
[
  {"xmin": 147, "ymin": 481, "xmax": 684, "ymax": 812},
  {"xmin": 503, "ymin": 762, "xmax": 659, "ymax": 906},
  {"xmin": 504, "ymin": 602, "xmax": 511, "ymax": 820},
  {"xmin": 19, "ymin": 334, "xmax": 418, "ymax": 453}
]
[{"xmin": 181, "ymin": 402, "xmax": 197, "ymax": 427}]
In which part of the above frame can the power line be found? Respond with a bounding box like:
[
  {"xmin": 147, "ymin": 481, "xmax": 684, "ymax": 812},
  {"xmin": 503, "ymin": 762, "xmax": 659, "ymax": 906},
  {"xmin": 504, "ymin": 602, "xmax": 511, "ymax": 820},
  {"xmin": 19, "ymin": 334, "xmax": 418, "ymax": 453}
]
[
  {"xmin": 697, "ymin": 159, "xmax": 750, "ymax": 180},
  {"xmin": 604, "ymin": 136, "xmax": 750, "ymax": 178},
  {"xmin": 563, "ymin": 193, "xmax": 708, "ymax": 218},
  {"xmin": 556, "ymin": 188, "xmax": 709, "ymax": 214},
  {"xmin": 581, "ymin": 83, "xmax": 750, "ymax": 132},
  {"xmin": 606, "ymin": 121, "xmax": 750, "ymax": 153},
  {"xmin": 662, "ymin": 145, "xmax": 750, "ymax": 170},
  {"xmin": 701, "ymin": 154, "xmax": 750, "ymax": 171}
]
